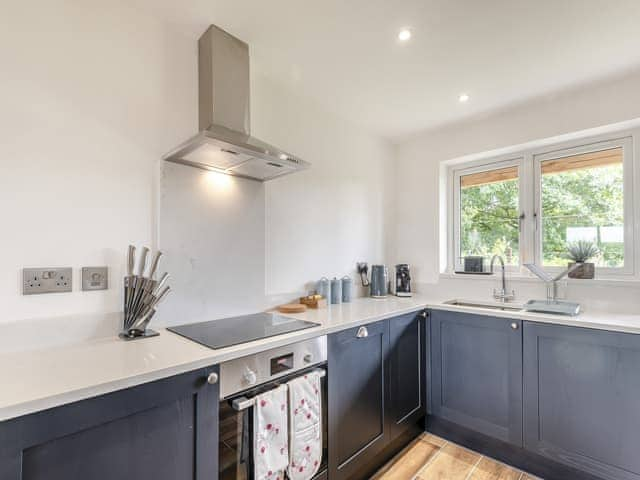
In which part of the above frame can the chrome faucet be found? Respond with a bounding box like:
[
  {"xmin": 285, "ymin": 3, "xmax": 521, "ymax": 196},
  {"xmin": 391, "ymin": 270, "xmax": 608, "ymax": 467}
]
[
  {"xmin": 490, "ymin": 255, "xmax": 515, "ymax": 302},
  {"xmin": 524, "ymin": 263, "xmax": 581, "ymax": 302}
]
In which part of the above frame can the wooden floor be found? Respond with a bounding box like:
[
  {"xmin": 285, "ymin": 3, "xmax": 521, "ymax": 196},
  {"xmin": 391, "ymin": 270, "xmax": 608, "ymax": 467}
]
[{"xmin": 372, "ymin": 433, "xmax": 542, "ymax": 480}]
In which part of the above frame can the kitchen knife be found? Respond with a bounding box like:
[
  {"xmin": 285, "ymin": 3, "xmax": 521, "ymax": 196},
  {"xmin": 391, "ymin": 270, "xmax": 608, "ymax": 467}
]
[
  {"xmin": 153, "ymin": 272, "xmax": 170, "ymax": 295},
  {"xmin": 124, "ymin": 245, "xmax": 137, "ymax": 328},
  {"xmin": 151, "ymin": 285, "xmax": 171, "ymax": 308},
  {"xmin": 148, "ymin": 250, "xmax": 163, "ymax": 280},
  {"xmin": 131, "ymin": 286, "xmax": 171, "ymax": 332},
  {"xmin": 127, "ymin": 245, "xmax": 135, "ymax": 277},
  {"xmin": 127, "ymin": 246, "xmax": 151, "ymax": 327},
  {"xmin": 137, "ymin": 246, "xmax": 150, "ymax": 277}
]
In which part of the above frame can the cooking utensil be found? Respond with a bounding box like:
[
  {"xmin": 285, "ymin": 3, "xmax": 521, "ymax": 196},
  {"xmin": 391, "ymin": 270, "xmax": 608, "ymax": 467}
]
[
  {"xmin": 148, "ymin": 250, "xmax": 162, "ymax": 279},
  {"xmin": 153, "ymin": 272, "xmax": 170, "ymax": 294}
]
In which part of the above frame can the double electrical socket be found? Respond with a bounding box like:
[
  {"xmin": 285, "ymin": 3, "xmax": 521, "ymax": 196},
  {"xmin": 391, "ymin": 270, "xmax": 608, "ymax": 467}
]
[{"xmin": 22, "ymin": 267, "xmax": 108, "ymax": 295}]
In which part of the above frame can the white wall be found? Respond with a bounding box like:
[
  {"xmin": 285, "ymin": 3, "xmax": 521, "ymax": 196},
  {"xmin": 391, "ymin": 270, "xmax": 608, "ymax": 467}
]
[
  {"xmin": 396, "ymin": 70, "xmax": 640, "ymax": 309},
  {"xmin": 158, "ymin": 163, "xmax": 267, "ymax": 326},
  {"xmin": 0, "ymin": 1, "xmax": 187, "ymax": 327},
  {"xmin": 0, "ymin": 1, "xmax": 395, "ymax": 342},
  {"xmin": 253, "ymin": 75, "xmax": 395, "ymax": 296}
]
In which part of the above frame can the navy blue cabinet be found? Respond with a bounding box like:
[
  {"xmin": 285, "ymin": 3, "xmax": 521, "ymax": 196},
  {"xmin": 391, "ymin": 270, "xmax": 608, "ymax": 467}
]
[
  {"xmin": 0, "ymin": 366, "xmax": 219, "ymax": 480},
  {"xmin": 328, "ymin": 319, "xmax": 389, "ymax": 480},
  {"xmin": 430, "ymin": 309, "xmax": 523, "ymax": 445},
  {"xmin": 388, "ymin": 311, "xmax": 426, "ymax": 439},
  {"xmin": 328, "ymin": 312, "xmax": 427, "ymax": 480},
  {"xmin": 524, "ymin": 322, "xmax": 640, "ymax": 480}
]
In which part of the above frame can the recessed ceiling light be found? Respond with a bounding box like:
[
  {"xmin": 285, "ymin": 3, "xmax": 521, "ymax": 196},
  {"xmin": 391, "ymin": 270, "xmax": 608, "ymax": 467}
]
[
  {"xmin": 459, "ymin": 93, "xmax": 470, "ymax": 103},
  {"xmin": 398, "ymin": 29, "xmax": 412, "ymax": 42}
]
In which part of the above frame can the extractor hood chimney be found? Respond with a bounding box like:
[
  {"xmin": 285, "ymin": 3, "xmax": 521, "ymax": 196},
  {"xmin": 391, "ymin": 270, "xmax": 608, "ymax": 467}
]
[{"xmin": 163, "ymin": 25, "xmax": 309, "ymax": 181}]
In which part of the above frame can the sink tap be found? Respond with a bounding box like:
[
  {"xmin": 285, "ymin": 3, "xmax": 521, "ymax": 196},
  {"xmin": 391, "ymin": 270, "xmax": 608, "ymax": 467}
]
[
  {"xmin": 524, "ymin": 263, "xmax": 582, "ymax": 302},
  {"xmin": 490, "ymin": 255, "xmax": 515, "ymax": 302}
]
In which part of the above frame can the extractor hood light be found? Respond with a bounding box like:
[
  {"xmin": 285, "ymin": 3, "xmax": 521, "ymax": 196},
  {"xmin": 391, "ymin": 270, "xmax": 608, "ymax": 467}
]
[{"xmin": 459, "ymin": 93, "xmax": 470, "ymax": 103}]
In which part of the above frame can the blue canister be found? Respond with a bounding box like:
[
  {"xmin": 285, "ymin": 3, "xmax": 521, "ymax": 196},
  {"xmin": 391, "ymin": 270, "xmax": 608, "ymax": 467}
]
[
  {"xmin": 331, "ymin": 278, "xmax": 342, "ymax": 304},
  {"xmin": 317, "ymin": 277, "xmax": 331, "ymax": 303},
  {"xmin": 341, "ymin": 276, "xmax": 353, "ymax": 303}
]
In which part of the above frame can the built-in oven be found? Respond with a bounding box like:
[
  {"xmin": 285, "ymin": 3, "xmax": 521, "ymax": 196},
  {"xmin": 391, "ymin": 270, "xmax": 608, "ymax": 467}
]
[{"xmin": 218, "ymin": 336, "xmax": 328, "ymax": 480}]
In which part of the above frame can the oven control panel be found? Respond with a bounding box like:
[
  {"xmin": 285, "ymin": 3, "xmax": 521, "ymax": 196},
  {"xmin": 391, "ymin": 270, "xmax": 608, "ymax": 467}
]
[{"xmin": 219, "ymin": 335, "xmax": 327, "ymax": 399}]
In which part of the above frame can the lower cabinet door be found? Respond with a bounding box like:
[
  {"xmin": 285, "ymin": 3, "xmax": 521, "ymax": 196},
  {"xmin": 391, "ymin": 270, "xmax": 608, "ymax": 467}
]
[
  {"xmin": 0, "ymin": 366, "xmax": 219, "ymax": 480},
  {"xmin": 328, "ymin": 320, "xmax": 389, "ymax": 480},
  {"xmin": 430, "ymin": 310, "xmax": 523, "ymax": 445},
  {"xmin": 524, "ymin": 322, "xmax": 640, "ymax": 480},
  {"xmin": 388, "ymin": 311, "xmax": 426, "ymax": 440}
]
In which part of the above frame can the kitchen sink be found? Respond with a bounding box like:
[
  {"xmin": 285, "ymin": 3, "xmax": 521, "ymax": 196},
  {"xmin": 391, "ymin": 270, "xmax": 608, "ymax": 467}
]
[{"xmin": 443, "ymin": 299, "xmax": 524, "ymax": 312}]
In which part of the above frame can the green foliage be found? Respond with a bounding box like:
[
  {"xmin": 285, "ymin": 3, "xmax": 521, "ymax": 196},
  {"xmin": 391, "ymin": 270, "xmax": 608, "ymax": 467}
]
[
  {"xmin": 541, "ymin": 164, "xmax": 623, "ymax": 267},
  {"xmin": 566, "ymin": 241, "xmax": 599, "ymax": 263},
  {"xmin": 460, "ymin": 163, "xmax": 624, "ymax": 268},
  {"xmin": 460, "ymin": 178, "xmax": 519, "ymax": 265}
]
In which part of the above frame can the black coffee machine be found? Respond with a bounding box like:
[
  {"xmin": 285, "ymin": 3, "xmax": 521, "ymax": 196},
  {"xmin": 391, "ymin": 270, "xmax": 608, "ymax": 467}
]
[{"xmin": 393, "ymin": 264, "xmax": 412, "ymax": 297}]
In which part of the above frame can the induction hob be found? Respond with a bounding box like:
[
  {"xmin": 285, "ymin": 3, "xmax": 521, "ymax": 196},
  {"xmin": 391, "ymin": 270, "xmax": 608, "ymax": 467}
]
[{"xmin": 167, "ymin": 312, "xmax": 319, "ymax": 350}]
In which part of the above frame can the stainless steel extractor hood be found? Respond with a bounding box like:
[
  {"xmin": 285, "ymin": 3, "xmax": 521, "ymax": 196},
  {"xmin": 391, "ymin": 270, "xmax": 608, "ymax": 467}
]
[{"xmin": 163, "ymin": 25, "xmax": 309, "ymax": 182}]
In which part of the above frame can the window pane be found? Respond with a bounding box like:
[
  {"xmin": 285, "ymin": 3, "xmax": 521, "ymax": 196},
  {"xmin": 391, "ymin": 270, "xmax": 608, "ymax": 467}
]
[
  {"xmin": 460, "ymin": 166, "xmax": 520, "ymax": 266},
  {"xmin": 540, "ymin": 147, "xmax": 624, "ymax": 267}
]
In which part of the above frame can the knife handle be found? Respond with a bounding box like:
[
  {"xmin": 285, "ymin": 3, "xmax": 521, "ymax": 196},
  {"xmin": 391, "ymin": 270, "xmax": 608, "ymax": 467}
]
[
  {"xmin": 148, "ymin": 251, "xmax": 163, "ymax": 280},
  {"xmin": 127, "ymin": 245, "xmax": 136, "ymax": 277},
  {"xmin": 137, "ymin": 247, "xmax": 150, "ymax": 277}
]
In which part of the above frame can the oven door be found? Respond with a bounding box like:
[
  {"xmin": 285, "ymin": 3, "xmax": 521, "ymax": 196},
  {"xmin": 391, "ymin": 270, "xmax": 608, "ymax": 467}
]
[{"xmin": 219, "ymin": 367, "xmax": 328, "ymax": 480}]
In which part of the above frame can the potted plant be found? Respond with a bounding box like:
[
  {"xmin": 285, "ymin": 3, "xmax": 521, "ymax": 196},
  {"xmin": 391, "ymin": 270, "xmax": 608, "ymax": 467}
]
[{"xmin": 566, "ymin": 241, "xmax": 599, "ymax": 279}]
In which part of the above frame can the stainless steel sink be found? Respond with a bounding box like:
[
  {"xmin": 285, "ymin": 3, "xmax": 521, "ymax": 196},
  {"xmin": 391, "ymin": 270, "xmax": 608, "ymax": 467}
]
[{"xmin": 443, "ymin": 299, "xmax": 524, "ymax": 312}]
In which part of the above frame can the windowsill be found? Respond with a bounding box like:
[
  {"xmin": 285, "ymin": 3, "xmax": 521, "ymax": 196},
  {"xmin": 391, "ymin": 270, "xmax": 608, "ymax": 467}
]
[{"xmin": 440, "ymin": 271, "xmax": 640, "ymax": 287}]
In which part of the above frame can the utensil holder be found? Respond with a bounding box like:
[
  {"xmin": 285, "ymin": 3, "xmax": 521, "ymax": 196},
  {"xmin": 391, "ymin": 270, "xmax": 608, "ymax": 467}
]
[{"xmin": 120, "ymin": 244, "xmax": 170, "ymax": 340}]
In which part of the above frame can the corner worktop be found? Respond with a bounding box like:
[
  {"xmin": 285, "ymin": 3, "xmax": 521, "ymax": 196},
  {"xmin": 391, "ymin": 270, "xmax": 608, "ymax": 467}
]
[{"xmin": 2, "ymin": 295, "xmax": 640, "ymax": 422}]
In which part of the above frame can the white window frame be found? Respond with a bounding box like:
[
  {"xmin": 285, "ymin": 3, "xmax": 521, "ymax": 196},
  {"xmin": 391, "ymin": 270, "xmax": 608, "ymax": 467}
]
[
  {"xmin": 448, "ymin": 131, "xmax": 637, "ymax": 279},
  {"xmin": 532, "ymin": 136, "xmax": 634, "ymax": 276},
  {"xmin": 451, "ymin": 156, "xmax": 526, "ymax": 273}
]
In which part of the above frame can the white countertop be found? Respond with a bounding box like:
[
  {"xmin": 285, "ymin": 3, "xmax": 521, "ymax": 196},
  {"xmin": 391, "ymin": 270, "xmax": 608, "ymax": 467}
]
[{"xmin": 3, "ymin": 295, "xmax": 640, "ymax": 422}]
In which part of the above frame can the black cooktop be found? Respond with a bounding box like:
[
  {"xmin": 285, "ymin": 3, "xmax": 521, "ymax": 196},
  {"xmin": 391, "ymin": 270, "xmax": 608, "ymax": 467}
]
[{"xmin": 167, "ymin": 312, "xmax": 319, "ymax": 350}]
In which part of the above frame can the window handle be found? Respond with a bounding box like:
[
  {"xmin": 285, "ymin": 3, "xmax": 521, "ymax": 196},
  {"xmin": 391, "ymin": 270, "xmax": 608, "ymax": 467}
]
[
  {"xmin": 519, "ymin": 213, "xmax": 525, "ymax": 230},
  {"xmin": 533, "ymin": 212, "xmax": 538, "ymax": 232}
]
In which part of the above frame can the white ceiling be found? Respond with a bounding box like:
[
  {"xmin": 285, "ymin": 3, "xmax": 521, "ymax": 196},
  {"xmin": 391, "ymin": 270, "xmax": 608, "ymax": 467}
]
[{"xmin": 132, "ymin": 0, "xmax": 640, "ymax": 141}]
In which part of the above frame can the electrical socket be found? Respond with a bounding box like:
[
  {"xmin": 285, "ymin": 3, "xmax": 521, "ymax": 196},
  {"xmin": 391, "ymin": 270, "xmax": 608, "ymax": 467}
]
[{"xmin": 23, "ymin": 268, "xmax": 72, "ymax": 295}]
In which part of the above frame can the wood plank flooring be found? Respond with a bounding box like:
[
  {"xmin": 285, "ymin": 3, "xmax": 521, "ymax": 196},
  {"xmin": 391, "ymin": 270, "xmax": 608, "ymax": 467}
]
[{"xmin": 372, "ymin": 433, "xmax": 542, "ymax": 480}]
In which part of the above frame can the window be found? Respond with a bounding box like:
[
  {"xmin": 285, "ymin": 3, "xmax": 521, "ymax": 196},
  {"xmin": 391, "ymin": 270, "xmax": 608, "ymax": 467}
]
[
  {"xmin": 451, "ymin": 135, "xmax": 635, "ymax": 277},
  {"xmin": 537, "ymin": 147, "xmax": 624, "ymax": 268},
  {"xmin": 458, "ymin": 164, "xmax": 521, "ymax": 266}
]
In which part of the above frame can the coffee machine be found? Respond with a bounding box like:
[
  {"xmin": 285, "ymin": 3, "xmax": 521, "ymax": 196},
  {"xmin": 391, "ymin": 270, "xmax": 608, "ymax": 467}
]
[{"xmin": 393, "ymin": 264, "xmax": 412, "ymax": 297}]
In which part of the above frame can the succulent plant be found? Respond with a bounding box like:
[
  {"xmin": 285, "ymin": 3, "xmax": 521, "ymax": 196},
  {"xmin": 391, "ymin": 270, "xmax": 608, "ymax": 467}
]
[{"xmin": 566, "ymin": 241, "xmax": 599, "ymax": 263}]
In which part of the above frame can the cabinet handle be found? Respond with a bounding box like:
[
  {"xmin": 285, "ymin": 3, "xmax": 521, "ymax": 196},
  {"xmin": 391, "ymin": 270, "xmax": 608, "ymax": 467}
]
[
  {"xmin": 356, "ymin": 326, "xmax": 369, "ymax": 338},
  {"xmin": 421, "ymin": 310, "xmax": 428, "ymax": 318},
  {"xmin": 207, "ymin": 372, "xmax": 219, "ymax": 385},
  {"xmin": 510, "ymin": 322, "xmax": 519, "ymax": 330}
]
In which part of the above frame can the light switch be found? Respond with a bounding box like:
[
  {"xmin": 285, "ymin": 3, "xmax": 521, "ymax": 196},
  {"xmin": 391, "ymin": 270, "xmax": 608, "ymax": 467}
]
[{"xmin": 82, "ymin": 266, "xmax": 108, "ymax": 291}]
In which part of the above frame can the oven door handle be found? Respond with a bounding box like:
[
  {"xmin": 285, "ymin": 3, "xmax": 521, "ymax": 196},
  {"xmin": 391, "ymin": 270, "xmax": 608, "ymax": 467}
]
[{"xmin": 231, "ymin": 368, "xmax": 326, "ymax": 411}]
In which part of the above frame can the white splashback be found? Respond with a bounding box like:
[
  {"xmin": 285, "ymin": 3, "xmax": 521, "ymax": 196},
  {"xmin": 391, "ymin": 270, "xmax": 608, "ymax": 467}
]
[{"xmin": 157, "ymin": 162, "xmax": 267, "ymax": 327}]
